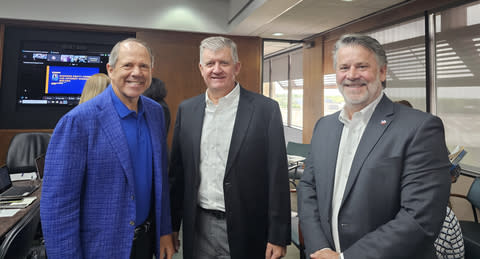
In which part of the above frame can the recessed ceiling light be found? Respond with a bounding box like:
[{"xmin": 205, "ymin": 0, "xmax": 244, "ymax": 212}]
[
  {"xmin": 341, "ymin": 0, "xmax": 354, "ymax": 2},
  {"xmin": 272, "ymin": 32, "xmax": 284, "ymax": 36}
]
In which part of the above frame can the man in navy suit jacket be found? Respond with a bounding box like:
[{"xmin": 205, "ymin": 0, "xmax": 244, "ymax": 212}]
[
  {"xmin": 298, "ymin": 34, "xmax": 451, "ymax": 259},
  {"xmin": 40, "ymin": 38, "xmax": 175, "ymax": 259}
]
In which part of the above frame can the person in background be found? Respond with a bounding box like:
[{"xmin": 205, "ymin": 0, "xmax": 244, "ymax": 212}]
[
  {"xmin": 298, "ymin": 34, "xmax": 451, "ymax": 259},
  {"xmin": 79, "ymin": 73, "xmax": 110, "ymax": 104},
  {"xmin": 143, "ymin": 77, "xmax": 171, "ymax": 134},
  {"xmin": 40, "ymin": 38, "xmax": 174, "ymax": 259},
  {"xmin": 395, "ymin": 99, "xmax": 413, "ymax": 108},
  {"xmin": 169, "ymin": 36, "xmax": 291, "ymax": 259}
]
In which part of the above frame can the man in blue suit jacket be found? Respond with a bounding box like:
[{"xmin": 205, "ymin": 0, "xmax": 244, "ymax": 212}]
[
  {"xmin": 298, "ymin": 34, "xmax": 451, "ymax": 259},
  {"xmin": 40, "ymin": 38, "xmax": 175, "ymax": 259}
]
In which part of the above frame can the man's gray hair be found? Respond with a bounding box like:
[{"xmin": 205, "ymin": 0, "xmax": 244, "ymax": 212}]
[
  {"xmin": 199, "ymin": 36, "xmax": 239, "ymax": 65},
  {"xmin": 108, "ymin": 38, "xmax": 154, "ymax": 68}
]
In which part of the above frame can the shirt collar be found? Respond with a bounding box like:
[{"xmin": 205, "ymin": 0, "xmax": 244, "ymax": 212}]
[
  {"xmin": 338, "ymin": 91, "xmax": 383, "ymax": 125},
  {"xmin": 205, "ymin": 83, "xmax": 240, "ymax": 107},
  {"xmin": 110, "ymin": 85, "xmax": 144, "ymax": 118}
]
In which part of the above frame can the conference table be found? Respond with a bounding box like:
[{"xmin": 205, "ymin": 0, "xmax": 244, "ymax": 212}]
[
  {"xmin": 288, "ymin": 154, "xmax": 306, "ymax": 171},
  {"xmin": 0, "ymin": 181, "xmax": 41, "ymax": 258}
]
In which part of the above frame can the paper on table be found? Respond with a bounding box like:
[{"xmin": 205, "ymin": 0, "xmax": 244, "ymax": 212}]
[
  {"xmin": 0, "ymin": 209, "xmax": 20, "ymax": 217},
  {"xmin": 0, "ymin": 197, "xmax": 37, "ymax": 209}
]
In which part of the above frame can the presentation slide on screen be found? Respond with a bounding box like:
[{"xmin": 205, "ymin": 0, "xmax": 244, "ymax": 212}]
[{"xmin": 45, "ymin": 66, "xmax": 99, "ymax": 94}]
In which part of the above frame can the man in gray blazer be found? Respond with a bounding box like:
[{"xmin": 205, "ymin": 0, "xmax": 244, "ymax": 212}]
[
  {"xmin": 169, "ymin": 36, "xmax": 291, "ymax": 259},
  {"xmin": 298, "ymin": 34, "xmax": 451, "ymax": 259}
]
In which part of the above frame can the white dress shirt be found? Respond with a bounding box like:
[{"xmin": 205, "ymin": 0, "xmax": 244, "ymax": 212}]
[
  {"xmin": 332, "ymin": 92, "xmax": 383, "ymax": 254},
  {"xmin": 198, "ymin": 83, "xmax": 240, "ymax": 212}
]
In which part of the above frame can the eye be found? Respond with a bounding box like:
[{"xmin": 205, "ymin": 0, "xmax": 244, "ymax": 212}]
[
  {"xmin": 339, "ymin": 66, "xmax": 349, "ymax": 71},
  {"xmin": 140, "ymin": 64, "xmax": 150, "ymax": 70}
]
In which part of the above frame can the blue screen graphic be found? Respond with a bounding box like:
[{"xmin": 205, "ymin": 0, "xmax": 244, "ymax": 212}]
[{"xmin": 46, "ymin": 66, "xmax": 99, "ymax": 94}]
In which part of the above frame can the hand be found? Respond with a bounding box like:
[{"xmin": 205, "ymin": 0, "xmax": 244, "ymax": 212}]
[
  {"xmin": 265, "ymin": 242, "xmax": 286, "ymax": 259},
  {"xmin": 310, "ymin": 248, "xmax": 340, "ymax": 259},
  {"xmin": 172, "ymin": 231, "xmax": 181, "ymax": 252},
  {"xmin": 158, "ymin": 234, "xmax": 175, "ymax": 259}
]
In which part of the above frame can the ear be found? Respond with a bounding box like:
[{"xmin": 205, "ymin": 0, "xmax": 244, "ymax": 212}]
[
  {"xmin": 379, "ymin": 64, "xmax": 387, "ymax": 82},
  {"xmin": 234, "ymin": 62, "xmax": 241, "ymax": 76},
  {"xmin": 106, "ymin": 63, "xmax": 113, "ymax": 77}
]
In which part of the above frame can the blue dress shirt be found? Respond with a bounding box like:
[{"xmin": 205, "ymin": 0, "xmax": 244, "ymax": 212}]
[{"xmin": 110, "ymin": 86, "xmax": 153, "ymax": 225}]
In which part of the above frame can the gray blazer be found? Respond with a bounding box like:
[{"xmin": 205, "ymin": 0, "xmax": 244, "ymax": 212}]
[{"xmin": 298, "ymin": 95, "xmax": 451, "ymax": 259}]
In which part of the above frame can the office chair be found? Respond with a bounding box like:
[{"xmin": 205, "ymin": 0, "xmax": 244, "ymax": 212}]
[
  {"xmin": 0, "ymin": 204, "xmax": 41, "ymax": 259},
  {"xmin": 286, "ymin": 142, "xmax": 311, "ymax": 187},
  {"xmin": 5, "ymin": 132, "xmax": 51, "ymax": 174},
  {"xmin": 451, "ymin": 177, "xmax": 480, "ymax": 259}
]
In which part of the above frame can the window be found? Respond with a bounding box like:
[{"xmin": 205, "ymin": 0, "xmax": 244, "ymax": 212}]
[
  {"xmin": 435, "ymin": 2, "xmax": 480, "ymax": 171},
  {"xmin": 368, "ymin": 18, "xmax": 427, "ymax": 111},
  {"xmin": 263, "ymin": 47, "xmax": 303, "ymax": 128}
]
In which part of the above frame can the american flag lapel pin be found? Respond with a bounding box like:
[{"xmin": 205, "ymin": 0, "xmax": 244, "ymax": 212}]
[{"xmin": 381, "ymin": 120, "xmax": 387, "ymax": 125}]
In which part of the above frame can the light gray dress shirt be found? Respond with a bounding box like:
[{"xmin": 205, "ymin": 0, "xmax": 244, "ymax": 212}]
[{"xmin": 198, "ymin": 83, "xmax": 240, "ymax": 212}]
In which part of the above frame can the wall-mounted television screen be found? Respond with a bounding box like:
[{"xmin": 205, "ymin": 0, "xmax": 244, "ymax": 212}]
[
  {"xmin": 17, "ymin": 41, "xmax": 111, "ymax": 106},
  {"xmin": 0, "ymin": 26, "xmax": 134, "ymax": 129}
]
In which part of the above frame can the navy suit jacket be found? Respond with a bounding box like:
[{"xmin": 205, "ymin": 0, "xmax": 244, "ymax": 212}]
[
  {"xmin": 169, "ymin": 86, "xmax": 291, "ymax": 259},
  {"xmin": 40, "ymin": 86, "xmax": 171, "ymax": 258},
  {"xmin": 298, "ymin": 95, "xmax": 451, "ymax": 259}
]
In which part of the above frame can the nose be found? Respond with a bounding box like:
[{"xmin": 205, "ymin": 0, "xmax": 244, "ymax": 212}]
[
  {"xmin": 212, "ymin": 62, "xmax": 222, "ymax": 73},
  {"xmin": 346, "ymin": 67, "xmax": 359, "ymax": 80},
  {"xmin": 131, "ymin": 65, "xmax": 142, "ymax": 76}
]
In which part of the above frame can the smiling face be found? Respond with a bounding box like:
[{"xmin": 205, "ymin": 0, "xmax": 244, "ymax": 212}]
[
  {"xmin": 336, "ymin": 44, "xmax": 386, "ymax": 115},
  {"xmin": 107, "ymin": 41, "xmax": 152, "ymax": 109},
  {"xmin": 199, "ymin": 47, "xmax": 241, "ymax": 100}
]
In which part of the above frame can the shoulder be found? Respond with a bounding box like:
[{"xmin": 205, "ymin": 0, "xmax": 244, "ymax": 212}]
[
  {"xmin": 392, "ymin": 101, "xmax": 443, "ymax": 127},
  {"xmin": 240, "ymin": 86, "xmax": 279, "ymax": 108},
  {"xmin": 179, "ymin": 93, "xmax": 205, "ymax": 109},
  {"xmin": 142, "ymin": 95, "xmax": 162, "ymax": 110}
]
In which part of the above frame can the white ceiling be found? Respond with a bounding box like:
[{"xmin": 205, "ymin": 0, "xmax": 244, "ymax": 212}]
[{"xmin": 0, "ymin": 0, "xmax": 409, "ymax": 52}]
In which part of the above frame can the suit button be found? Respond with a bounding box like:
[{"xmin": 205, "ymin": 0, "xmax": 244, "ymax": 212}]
[
  {"xmin": 341, "ymin": 223, "xmax": 348, "ymax": 228},
  {"xmin": 131, "ymin": 195, "xmax": 135, "ymax": 200},
  {"xmin": 130, "ymin": 221, "xmax": 135, "ymax": 226}
]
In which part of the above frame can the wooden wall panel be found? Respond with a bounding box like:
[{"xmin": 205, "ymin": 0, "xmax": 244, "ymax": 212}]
[
  {"xmin": 302, "ymin": 37, "xmax": 324, "ymax": 144},
  {"xmin": 136, "ymin": 30, "xmax": 262, "ymax": 145}
]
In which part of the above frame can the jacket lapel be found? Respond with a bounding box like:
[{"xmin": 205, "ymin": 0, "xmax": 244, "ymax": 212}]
[
  {"xmin": 225, "ymin": 87, "xmax": 253, "ymax": 178},
  {"xmin": 324, "ymin": 118, "xmax": 343, "ymax": 206},
  {"xmin": 191, "ymin": 95, "xmax": 206, "ymax": 186},
  {"xmin": 322, "ymin": 116, "xmax": 344, "ymax": 242},
  {"xmin": 97, "ymin": 89, "xmax": 135, "ymax": 188},
  {"xmin": 341, "ymin": 95, "xmax": 395, "ymax": 204}
]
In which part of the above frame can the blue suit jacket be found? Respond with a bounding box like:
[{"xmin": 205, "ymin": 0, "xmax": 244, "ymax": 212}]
[
  {"xmin": 40, "ymin": 86, "xmax": 172, "ymax": 258},
  {"xmin": 298, "ymin": 95, "xmax": 451, "ymax": 259}
]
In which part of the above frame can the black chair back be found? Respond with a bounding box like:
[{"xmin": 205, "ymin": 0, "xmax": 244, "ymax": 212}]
[{"xmin": 6, "ymin": 133, "xmax": 51, "ymax": 173}]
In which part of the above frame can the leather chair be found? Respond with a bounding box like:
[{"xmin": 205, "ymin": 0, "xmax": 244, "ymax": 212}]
[
  {"xmin": 5, "ymin": 132, "xmax": 51, "ymax": 174},
  {"xmin": 451, "ymin": 177, "xmax": 480, "ymax": 259}
]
